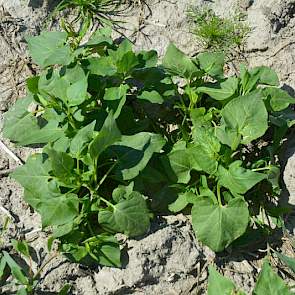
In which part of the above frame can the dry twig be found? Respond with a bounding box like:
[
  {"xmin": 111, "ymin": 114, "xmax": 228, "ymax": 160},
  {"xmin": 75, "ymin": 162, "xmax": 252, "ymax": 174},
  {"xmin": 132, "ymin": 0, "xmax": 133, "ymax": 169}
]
[{"xmin": 0, "ymin": 140, "xmax": 23, "ymax": 165}]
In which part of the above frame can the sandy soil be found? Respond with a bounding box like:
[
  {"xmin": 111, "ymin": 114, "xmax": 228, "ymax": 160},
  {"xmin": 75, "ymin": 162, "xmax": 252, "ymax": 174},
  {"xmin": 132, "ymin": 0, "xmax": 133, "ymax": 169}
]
[{"xmin": 1, "ymin": 0, "xmax": 295, "ymax": 294}]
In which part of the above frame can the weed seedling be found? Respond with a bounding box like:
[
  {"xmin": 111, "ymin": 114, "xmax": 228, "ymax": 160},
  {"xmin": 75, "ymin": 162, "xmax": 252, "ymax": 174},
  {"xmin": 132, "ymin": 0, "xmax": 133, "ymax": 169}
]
[
  {"xmin": 188, "ymin": 7, "xmax": 250, "ymax": 56},
  {"xmin": 0, "ymin": 239, "xmax": 70, "ymax": 294}
]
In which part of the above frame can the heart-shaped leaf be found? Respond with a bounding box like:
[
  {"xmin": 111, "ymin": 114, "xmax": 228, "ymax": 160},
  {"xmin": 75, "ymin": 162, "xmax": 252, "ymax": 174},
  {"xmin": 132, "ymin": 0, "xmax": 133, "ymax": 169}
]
[{"xmin": 192, "ymin": 197, "xmax": 249, "ymax": 252}]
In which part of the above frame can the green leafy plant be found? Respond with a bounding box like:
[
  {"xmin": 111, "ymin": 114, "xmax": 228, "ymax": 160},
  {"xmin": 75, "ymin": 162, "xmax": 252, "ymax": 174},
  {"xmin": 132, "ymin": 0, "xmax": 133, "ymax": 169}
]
[
  {"xmin": 0, "ymin": 239, "xmax": 70, "ymax": 294},
  {"xmin": 207, "ymin": 259, "xmax": 294, "ymax": 295},
  {"xmin": 3, "ymin": 27, "xmax": 172, "ymax": 267},
  {"xmin": 157, "ymin": 44, "xmax": 295, "ymax": 252},
  {"xmin": 3, "ymin": 27, "xmax": 295, "ymax": 264},
  {"xmin": 187, "ymin": 7, "xmax": 250, "ymax": 54}
]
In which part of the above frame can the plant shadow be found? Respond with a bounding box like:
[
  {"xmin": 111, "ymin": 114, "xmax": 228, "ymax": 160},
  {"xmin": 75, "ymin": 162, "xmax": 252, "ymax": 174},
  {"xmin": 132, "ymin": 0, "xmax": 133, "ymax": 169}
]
[{"xmin": 28, "ymin": 0, "xmax": 61, "ymax": 11}]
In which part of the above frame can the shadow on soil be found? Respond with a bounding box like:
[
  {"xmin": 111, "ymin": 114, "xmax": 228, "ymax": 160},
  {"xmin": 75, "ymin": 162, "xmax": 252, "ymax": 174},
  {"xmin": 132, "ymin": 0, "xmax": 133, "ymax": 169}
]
[{"xmin": 28, "ymin": 0, "xmax": 61, "ymax": 11}]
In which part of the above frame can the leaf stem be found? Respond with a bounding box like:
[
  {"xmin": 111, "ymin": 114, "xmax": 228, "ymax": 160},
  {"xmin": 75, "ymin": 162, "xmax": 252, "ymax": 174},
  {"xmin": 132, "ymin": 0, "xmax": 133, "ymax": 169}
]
[
  {"xmin": 87, "ymin": 223, "xmax": 95, "ymax": 236},
  {"xmin": 95, "ymin": 161, "xmax": 117, "ymax": 191},
  {"xmin": 251, "ymin": 167, "xmax": 270, "ymax": 172},
  {"xmin": 100, "ymin": 196, "xmax": 115, "ymax": 208},
  {"xmin": 217, "ymin": 183, "xmax": 222, "ymax": 207}
]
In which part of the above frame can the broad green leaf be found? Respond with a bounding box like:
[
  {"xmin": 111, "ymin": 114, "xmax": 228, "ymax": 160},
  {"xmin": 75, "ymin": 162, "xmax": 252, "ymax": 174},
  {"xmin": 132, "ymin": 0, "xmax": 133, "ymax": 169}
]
[
  {"xmin": 50, "ymin": 134, "xmax": 70, "ymax": 153},
  {"xmin": 189, "ymin": 145, "xmax": 219, "ymax": 175},
  {"xmin": 190, "ymin": 107, "xmax": 212, "ymax": 128},
  {"xmin": 89, "ymin": 112, "xmax": 121, "ymax": 160},
  {"xmin": 241, "ymin": 66, "xmax": 279, "ymax": 94},
  {"xmin": 103, "ymin": 85, "xmax": 129, "ymax": 118},
  {"xmin": 208, "ymin": 266, "xmax": 236, "ymax": 295},
  {"xmin": 86, "ymin": 26, "xmax": 113, "ymax": 46},
  {"xmin": 3, "ymin": 96, "xmax": 63, "ymax": 146},
  {"xmin": 10, "ymin": 154, "xmax": 78, "ymax": 228},
  {"xmin": 98, "ymin": 192, "xmax": 150, "ymax": 237},
  {"xmin": 276, "ymin": 252, "xmax": 295, "ymax": 274},
  {"xmin": 166, "ymin": 146, "xmax": 201, "ymax": 184},
  {"xmin": 242, "ymin": 68, "xmax": 263, "ymax": 94},
  {"xmin": 2, "ymin": 251, "xmax": 29, "ymax": 285},
  {"xmin": 87, "ymin": 234, "xmax": 121, "ymax": 267},
  {"xmin": 11, "ymin": 153, "xmax": 53, "ymax": 205},
  {"xmin": 39, "ymin": 193, "xmax": 79, "ymax": 227},
  {"xmin": 116, "ymin": 51, "xmax": 139, "ymax": 74},
  {"xmin": 197, "ymin": 52, "xmax": 225, "ymax": 78},
  {"xmin": 138, "ymin": 50, "xmax": 158, "ymax": 67},
  {"xmin": 11, "ymin": 240, "xmax": 30, "ymax": 258},
  {"xmin": 254, "ymin": 260, "xmax": 292, "ymax": 295},
  {"xmin": 26, "ymin": 76, "xmax": 39, "ymax": 94},
  {"xmin": 239, "ymin": 64, "xmax": 251, "ymax": 93},
  {"xmin": 38, "ymin": 70, "xmax": 68, "ymax": 103},
  {"xmin": 111, "ymin": 132, "xmax": 166, "ymax": 180},
  {"xmin": 104, "ymin": 85, "xmax": 129, "ymax": 101},
  {"xmin": 39, "ymin": 64, "xmax": 88, "ymax": 107},
  {"xmin": 191, "ymin": 197, "xmax": 249, "ymax": 252},
  {"xmin": 138, "ymin": 90, "xmax": 164, "ymax": 104},
  {"xmin": 192, "ymin": 127, "xmax": 220, "ymax": 154},
  {"xmin": 46, "ymin": 149, "xmax": 75, "ymax": 179},
  {"xmin": 23, "ymin": 181, "xmax": 59, "ymax": 210},
  {"xmin": 216, "ymin": 92, "xmax": 268, "ymax": 149},
  {"xmin": 52, "ymin": 223, "xmax": 74, "ymax": 239},
  {"xmin": 108, "ymin": 39, "xmax": 133, "ymax": 62},
  {"xmin": 26, "ymin": 31, "xmax": 72, "ymax": 68},
  {"xmin": 112, "ymin": 183, "xmax": 134, "ymax": 203},
  {"xmin": 66, "ymin": 74, "xmax": 88, "ymax": 106},
  {"xmin": 254, "ymin": 66, "xmax": 279, "ymax": 86},
  {"xmin": 87, "ymin": 56, "xmax": 117, "ymax": 76},
  {"xmin": 217, "ymin": 161, "xmax": 267, "ymax": 194},
  {"xmin": 70, "ymin": 121, "xmax": 96, "ymax": 156},
  {"xmin": 198, "ymin": 187, "xmax": 218, "ymax": 204},
  {"xmin": 264, "ymin": 87, "xmax": 295, "ymax": 111},
  {"xmin": 168, "ymin": 192, "xmax": 190, "ymax": 213},
  {"xmin": 163, "ymin": 43, "xmax": 200, "ymax": 79},
  {"xmin": 190, "ymin": 127, "xmax": 220, "ymax": 174},
  {"xmin": 197, "ymin": 77, "xmax": 238, "ymax": 100},
  {"xmin": 62, "ymin": 244, "xmax": 88, "ymax": 262}
]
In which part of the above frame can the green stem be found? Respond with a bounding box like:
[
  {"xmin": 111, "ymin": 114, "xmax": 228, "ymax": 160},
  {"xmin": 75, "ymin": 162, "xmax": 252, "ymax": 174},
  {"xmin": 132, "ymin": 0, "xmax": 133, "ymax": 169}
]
[
  {"xmin": 95, "ymin": 161, "xmax": 117, "ymax": 191},
  {"xmin": 100, "ymin": 196, "xmax": 115, "ymax": 208},
  {"xmin": 217, "ymin": 183, "xmax": 222, "ymax": 207},
  {"xmin": 76, "ymin": 157, "xmax": 80, "ymax": 175},
  {"xmin": 87, "ymin": 223, "xmax": 95, "ymax": 236},
  {"xmin": 252, "ymin": 167, "xmax": 270, "ymax": 172},
  {"xmin": 93, "ymin": 158, "xmax": 98, "ymax": 185}
]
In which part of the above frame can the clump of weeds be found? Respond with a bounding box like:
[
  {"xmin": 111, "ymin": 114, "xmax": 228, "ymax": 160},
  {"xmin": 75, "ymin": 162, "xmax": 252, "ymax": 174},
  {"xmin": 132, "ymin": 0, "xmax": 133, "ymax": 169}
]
[{"xmin": 187, "ymin": 7, "xmax": 250, "ymax": 57}]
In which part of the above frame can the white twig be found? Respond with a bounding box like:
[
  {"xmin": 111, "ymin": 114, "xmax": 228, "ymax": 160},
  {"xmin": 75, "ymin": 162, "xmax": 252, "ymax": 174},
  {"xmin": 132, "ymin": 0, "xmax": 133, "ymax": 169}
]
[
  {"xmin": 0, "ymin": 140, "xmax": 23, "ymax": 165},
  {"xmin": 25, "ymin": 228, "xmax": 42, "ymax": 242},
  {"xmin": 0, "ymin": 205, "xmax": 15, "ymax": 221}
]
